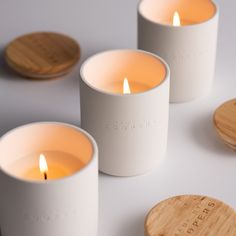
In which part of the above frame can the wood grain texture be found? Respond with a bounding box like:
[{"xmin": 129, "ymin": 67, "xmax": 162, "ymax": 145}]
[
  {"xmin": 213, "ymin": 99, "xmax": 236, "ymax": 151},
  {"xmin": 5, "ymin": 32, "xmax": 80, "ymax": 79},
  {"xmin": 145, "ymin": 195, "xmax": 236, "ymax": 236}
]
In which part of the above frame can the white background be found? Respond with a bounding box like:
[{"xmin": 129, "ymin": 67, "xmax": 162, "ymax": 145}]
[{"xmin": 0, "ymin": 0, "xmax": 235, "ymax": 235}]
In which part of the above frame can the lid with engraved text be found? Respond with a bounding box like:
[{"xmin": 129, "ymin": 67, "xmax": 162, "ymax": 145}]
[{"xmin": 145, "ymin": 195, "xmax": 236, "ymax": 236}]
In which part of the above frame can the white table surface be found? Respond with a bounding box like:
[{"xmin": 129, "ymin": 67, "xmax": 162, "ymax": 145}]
[{"xmin": 0, "ymin": 0, "xmax": 235, "ymax": 235}]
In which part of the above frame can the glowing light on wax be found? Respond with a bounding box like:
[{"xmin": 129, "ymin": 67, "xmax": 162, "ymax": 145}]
[
  {"xmin": 173, "ymin": 11, "xmax": 181, "ymax": 26},
  {"xmin": 123, "ymin": 78, "xmax": 131, "ymax": 94},
  {"xmin": 39, "ymin": 154, "xmax": 48, "ymax": 180}
]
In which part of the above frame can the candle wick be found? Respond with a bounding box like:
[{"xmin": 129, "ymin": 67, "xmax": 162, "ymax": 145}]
[{"xmin": 44, "ymin": 172, "xmax": 48, "ymax": 180}]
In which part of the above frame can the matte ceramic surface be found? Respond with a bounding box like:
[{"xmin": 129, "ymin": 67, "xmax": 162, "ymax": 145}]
[
  {"xmin": 80, "ymin": 50, "xmax": 170, "ymax": 176},
  {"xmin": 138, "ymin": 0, "xmax": 219, "ymax": 103},
  {"xmin": 0, "ymin": 122, "xmax": 98, "ymax": 236}
]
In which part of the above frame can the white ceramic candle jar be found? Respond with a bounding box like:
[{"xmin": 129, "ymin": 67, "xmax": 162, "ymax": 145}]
[
  {"xmin": 138, "ymin": 0, "xmax": 219, "ymax": 103},
  {"xmin": 80, "ymin": 50, "xmax": 170, "ymax": 177},
  {"xmin": 0, "ymin": 122, "xmax": 98, "ymax": 236}
]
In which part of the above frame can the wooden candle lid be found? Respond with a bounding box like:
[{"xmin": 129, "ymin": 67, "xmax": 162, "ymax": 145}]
[
  {"xmin": 213, "ymin": 99, "xmax": 236, "ymax": 151},
  {"xmin": 5, "ymin": 32, "xmax": 80, "ymax": 79},
  {"xmin": 145, "ymin": 195, "xmax": 236, "ymax": 236}
]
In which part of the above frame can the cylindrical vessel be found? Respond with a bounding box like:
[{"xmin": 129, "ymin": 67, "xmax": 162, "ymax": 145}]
[
  {"xmin": 0, "ymin": 122, "xmax": 98, "ymax": 236},
  {"xmin": 80, "ymin": 50, "xmax": 170, "ymax": 176},
  {"xmin": 138, "ymin": 0, "xmax": 219, "ymax": 103}
]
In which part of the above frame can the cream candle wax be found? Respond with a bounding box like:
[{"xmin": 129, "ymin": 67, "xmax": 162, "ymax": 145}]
[{"xmin": 9, "ymin": 151, "xmax": 85, "ymax": 180}]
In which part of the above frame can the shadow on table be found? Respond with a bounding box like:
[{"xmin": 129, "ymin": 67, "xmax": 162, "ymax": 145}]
[
  {"xmin": 191, "ymin": 112, "xmax": 235, "ymax": 156},
  {"xmin": 0, "ymin": 47, "xmax": 21, "ymax": 81},
  {"xmin": 0, "ymin": 47, "xmax": 79, "ymax": 82},
  {"xmin": 117, "ymin": 213, "xmax": 145, "ymax": 236}
]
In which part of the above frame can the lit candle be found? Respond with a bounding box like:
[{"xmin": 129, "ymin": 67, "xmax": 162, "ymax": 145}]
[
  {"xmin": 7, "ymin": 150, "xmax": 86, "ymax": 181},
  {"xmin": 0, "ymin": 122, "xmax": 98, "ymax": 236},
  {"xmin": 105, "ymin": 76, "xmax": 151, "ymax": 94},
  {"xmin": 123, "ymin": 78, "xmax": 131, "ymax": 94},
  {"xmin": 80, "ymin": 49, "xmax": 170, "ymax": 176},
  {"xmin": 173, "ymin": 11, "xmax": 181, "ymax": 26},
  {"xmin": 9, "ymin": 151, "xmax": 86, "ymax": 181},
  {"xmin": 39, "ymin": 154, "xmax": 48, "ymax": 180},
  {"xmin": 172, "ymin": 11, "xmax": 195, "ymax": 26},
  {"xmin": 138, "ymin": 0, "xmax": 219, "ymax": 102}
]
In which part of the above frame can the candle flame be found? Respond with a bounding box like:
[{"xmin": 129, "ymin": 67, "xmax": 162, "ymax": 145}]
[
  {"xmin": 39, "ymin": 154, "xmax": 48, "ymax": 175},
  {"xmin": 173, "ymin": 11, "xmax": 181, "ymax": 26},
  {"xmin": 123, "ymin": 78, "xmax": 131, "ymax": 94}
]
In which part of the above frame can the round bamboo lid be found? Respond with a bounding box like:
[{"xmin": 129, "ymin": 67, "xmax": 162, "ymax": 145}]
[
  {"xmin": 5, "ymin": 32, "xmax": 80, "ymax": 79},
  {"xmin": 213, "ymin": 99, "xmax": 236, "ymax": 151},
  {"xmin": 145, "ymin": 195, "xmax": 236, "ymax": 236}
]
